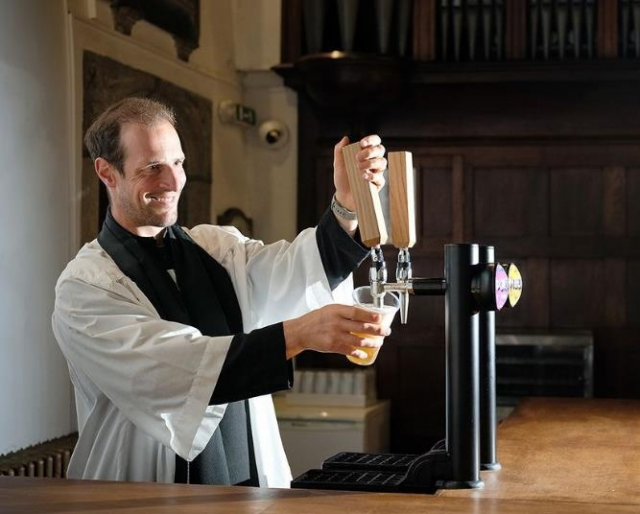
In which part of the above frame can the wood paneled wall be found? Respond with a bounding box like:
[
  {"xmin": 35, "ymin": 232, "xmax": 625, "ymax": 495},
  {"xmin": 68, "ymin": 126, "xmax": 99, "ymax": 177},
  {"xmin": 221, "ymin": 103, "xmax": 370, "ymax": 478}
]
[
  {"xmin": 281, "ymin": 0, "xmax": 640, "ymax": 453},
  {"xmin": 292, "ymin": 75, "xmax": 640, "ymax": 453}
]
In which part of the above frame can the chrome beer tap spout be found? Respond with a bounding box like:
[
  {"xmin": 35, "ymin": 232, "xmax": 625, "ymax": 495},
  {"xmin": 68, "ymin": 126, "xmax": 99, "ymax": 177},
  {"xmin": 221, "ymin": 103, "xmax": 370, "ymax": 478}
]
[
  {"xmin": 375, "ymin": 248, "xmax": 414, "ymax": 324},
  {"xmin": 394, "ymin": 248, "xmax": 412, "ymax": 324},
  {"xmin": 369, "ymin": 246, "xmax": 387, "ymax": 308}
]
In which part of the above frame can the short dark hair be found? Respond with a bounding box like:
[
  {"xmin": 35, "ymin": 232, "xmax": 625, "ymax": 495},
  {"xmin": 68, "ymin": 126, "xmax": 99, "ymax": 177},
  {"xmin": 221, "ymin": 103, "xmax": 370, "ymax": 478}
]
[{"xmin": 84, "ymin": 97, "xmax": 176, "ymax": 175}]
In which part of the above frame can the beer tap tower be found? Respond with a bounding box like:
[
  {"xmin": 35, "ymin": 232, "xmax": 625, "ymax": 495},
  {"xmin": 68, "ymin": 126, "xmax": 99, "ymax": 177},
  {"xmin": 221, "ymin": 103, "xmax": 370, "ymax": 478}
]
[{"xmin": 291, "ymin": 143, "xmax": 523, "ymax": 493}]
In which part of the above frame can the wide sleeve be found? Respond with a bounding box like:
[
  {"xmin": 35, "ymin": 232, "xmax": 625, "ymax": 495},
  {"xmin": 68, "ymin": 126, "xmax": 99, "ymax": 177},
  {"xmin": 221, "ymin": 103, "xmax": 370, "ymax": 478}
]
[
  {"xmin": 212, "ymin": 324, "xmax": 292, "ymax": 404},
  {"xmin": 315, "ymin": 207, "xmax": 370, "ymax": 290},
  {"xmin": 52, "ymin": 272, "xmax": 232, "ymax": 462},
  {"xmin": 207, "ymin": 213, "xmax": 366, "ymax": 401},
  {"xmin": 213, "ymin": 225, "xmax": 356, "ymax": 331}
]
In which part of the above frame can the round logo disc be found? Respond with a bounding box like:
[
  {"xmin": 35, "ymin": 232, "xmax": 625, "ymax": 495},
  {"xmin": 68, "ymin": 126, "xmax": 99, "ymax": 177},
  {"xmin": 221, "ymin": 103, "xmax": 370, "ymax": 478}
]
[
  {"xmin": 507, "ymin": 263, "xmax": 523, "ymax": 307},
  {"xmin": 494, "ymin": 264, "xmax": 509, "ymax": 311}
]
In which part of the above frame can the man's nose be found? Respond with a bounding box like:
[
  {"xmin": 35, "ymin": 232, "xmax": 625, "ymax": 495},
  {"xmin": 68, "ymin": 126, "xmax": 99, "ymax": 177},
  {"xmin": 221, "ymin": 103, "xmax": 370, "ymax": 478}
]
[{"xmin": 159, "ymin": 165, "xmax": 184, "ymax": 190}]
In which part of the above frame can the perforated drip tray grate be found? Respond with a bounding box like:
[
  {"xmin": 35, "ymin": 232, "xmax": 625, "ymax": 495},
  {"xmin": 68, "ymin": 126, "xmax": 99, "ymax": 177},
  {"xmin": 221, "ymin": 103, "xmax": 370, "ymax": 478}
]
[
  {"xmin": 291, "ymin": 452, "xmax": 438, "ymax": 494},
  {"xmin": 322, "ymin": 452, "xmax": 419, "ymax": 472},
  {"xmin": 291, "ymin": 468, "xmax": 418, "ymax": 493}
]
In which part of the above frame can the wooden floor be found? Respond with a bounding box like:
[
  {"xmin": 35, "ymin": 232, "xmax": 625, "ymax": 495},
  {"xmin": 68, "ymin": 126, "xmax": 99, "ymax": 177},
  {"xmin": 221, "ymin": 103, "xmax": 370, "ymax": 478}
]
[{"xmin": 1, "ymin": 398, "xmax": 639, "ymax": 513}]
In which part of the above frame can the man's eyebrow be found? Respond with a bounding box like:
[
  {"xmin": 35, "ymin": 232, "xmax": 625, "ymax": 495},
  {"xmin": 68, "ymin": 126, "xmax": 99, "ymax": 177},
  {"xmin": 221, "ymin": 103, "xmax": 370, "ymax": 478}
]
[
  {"xmin": 139, "ymin": 156, "xmax": 185, "ymax": 170},
  {"xmin": 141, "ymin": 160, "xmax": 164, "ymax": 169}
]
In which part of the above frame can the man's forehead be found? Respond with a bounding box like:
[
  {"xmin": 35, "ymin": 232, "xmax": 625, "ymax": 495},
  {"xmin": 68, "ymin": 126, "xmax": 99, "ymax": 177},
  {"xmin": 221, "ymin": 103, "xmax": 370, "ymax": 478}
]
[
  {"xmin": 120, "ymin": 120, "xmax": 176, "ymax": 140},
  {"xmin": 121, "ymin": 121, "xmax": 183, "ymax": 158}
]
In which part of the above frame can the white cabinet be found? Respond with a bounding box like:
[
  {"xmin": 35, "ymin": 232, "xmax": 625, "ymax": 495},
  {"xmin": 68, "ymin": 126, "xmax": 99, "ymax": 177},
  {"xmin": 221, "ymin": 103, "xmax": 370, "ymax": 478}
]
[{"xmin": 274, "ymin": 398, "xmax": 390, "ymax": 479}]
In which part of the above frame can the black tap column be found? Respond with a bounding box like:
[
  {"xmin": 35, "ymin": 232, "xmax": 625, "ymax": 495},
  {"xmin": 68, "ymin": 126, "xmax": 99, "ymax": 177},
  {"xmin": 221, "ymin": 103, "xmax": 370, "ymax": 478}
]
[
  {"xmin": 479, "ymin": 246, "xmax": 501, "ymax": 471},
  {"xmin": 443, "ymin": 244, "xmax": 483, "ymax": 489}
]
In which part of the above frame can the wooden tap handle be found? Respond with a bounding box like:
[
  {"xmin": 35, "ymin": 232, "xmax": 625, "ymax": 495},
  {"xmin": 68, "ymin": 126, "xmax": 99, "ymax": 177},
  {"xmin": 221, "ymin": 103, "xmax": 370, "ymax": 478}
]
[
  {"xmin": 389, "ymin": 151, "xmax": 416, "ymax": 248},
  {"xmin": 341, "ymin": 142, "xmax": 388, "ymax": 247}
]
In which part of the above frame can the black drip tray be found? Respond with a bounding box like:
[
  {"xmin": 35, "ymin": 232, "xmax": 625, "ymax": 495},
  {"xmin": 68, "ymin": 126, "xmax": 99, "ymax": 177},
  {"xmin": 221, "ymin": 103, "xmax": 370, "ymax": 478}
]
[
  {"xmin": 291, "ymin": 468, "xmax": 411, "ymax": 493},
  {"xmin": 322, "ymin": 452, "xmax": 419, "ymax": 472},
  {"xmin": 291, "ymin": 452, "xmax": 444, "ymax": 494}
]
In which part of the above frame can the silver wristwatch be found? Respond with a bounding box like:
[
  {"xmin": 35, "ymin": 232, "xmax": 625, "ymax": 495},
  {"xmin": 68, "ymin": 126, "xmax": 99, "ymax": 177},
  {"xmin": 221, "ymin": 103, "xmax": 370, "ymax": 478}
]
[{"xmin": 331, "ymin": 194, "xmax": 357, "ymax": 221}]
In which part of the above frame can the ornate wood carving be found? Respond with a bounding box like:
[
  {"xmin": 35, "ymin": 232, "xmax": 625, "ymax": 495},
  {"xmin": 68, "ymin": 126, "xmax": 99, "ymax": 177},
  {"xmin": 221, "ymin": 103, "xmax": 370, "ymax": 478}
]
[
  {"xmin": 281, "ymin": 0, "xmax": 624, "ymax": 65},
  {"xmin": 110, "ymin": 0, "xmax": 200, "ymax": 61}
]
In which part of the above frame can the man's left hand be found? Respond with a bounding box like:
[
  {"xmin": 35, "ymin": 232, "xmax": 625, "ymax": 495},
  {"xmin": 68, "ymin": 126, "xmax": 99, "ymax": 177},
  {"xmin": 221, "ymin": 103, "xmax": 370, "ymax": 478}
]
[{"xmin": 333, "ymin": 134, "xmax": 387, "ymax": 212}]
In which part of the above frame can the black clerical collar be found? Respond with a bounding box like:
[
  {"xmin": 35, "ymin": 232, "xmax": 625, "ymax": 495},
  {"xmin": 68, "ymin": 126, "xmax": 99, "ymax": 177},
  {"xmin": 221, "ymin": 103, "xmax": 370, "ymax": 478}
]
[
  {"xmin": 131, "ymin": 230, "xmax": 175, "ymax": 270},
  {"xmin": 132, "ymin": 229, "xmax": 169, "ymax": 249}
]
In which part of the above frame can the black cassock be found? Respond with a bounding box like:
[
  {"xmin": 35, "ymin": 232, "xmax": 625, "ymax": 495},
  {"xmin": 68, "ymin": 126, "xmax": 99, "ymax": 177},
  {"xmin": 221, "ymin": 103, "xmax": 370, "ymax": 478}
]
[{"xmin": 98, "ymin": 208, "xmax": 368, "ymax": 485}]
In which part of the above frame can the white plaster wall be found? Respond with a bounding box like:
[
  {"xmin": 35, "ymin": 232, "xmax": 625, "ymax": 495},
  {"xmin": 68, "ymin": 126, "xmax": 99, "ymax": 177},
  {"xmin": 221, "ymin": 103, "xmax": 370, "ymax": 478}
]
[
  {"xmin": 0, "ymin": 0, "xmax": 74, "ymax": 454},
  {"xmin": 243, "ymin": 72, "xmax": 298, "ymax": 243},
  {"xmin": 68, "ymin": 0, "xmax": 251, "ymax": 232},
  {"xmin": 233, "ymin": 0, "xmax": 282, "ymax": 72},
  {"xmin": 234, "ymin": 0, "xmax": 300, "ymax": 242},
  {"xmin": 77, "ymin": 0, "xmax": 299, "ymax": 244},
  {"xmin": 68, "ymin": 0, "xmax": 298, "ymax": 244},
  {"xmin": 0, "ymin": 0, "xmax": 298, "ymax": 456}
]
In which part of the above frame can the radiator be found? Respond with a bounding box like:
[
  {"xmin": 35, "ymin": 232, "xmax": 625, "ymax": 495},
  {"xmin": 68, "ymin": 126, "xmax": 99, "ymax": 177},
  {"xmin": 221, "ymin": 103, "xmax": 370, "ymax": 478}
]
[
  {"xmin": 495, "ymin": 331, "xmax": 594, "ymax": 420},
  {"xmin": 0, "ymin": 433, "xmax": 78, "ymax": 478}
]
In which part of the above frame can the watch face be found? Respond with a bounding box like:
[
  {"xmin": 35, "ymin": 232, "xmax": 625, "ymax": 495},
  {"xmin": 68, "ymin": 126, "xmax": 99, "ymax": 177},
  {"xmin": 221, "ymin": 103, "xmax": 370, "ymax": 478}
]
[
  {"xmin": 507, "ymin": 263, "xmax": 523, "ymax": 307},
  {"xmin": 494, "ymin": 264, "xmax": 509, "ymax": 311}
]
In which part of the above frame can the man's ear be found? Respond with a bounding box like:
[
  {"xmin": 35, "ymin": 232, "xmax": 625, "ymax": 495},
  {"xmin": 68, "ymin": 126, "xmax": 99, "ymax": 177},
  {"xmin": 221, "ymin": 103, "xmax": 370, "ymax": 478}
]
[{"xmin": 95, "ymin": 157, "xmax": 118, "ymax": 188}]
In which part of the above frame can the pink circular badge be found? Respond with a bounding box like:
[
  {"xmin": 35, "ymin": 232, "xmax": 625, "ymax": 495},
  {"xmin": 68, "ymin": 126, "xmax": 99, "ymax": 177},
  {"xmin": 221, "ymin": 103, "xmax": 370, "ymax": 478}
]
[{"xmin": 494, "ymin": 264, "xmax": 509, "ymax": 310}]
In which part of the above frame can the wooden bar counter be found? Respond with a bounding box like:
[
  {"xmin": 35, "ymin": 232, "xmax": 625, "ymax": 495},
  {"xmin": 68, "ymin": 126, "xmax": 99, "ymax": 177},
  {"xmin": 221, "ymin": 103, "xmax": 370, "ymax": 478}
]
[
  {"xmin": 1, "ymin": 398, "xmax": 639, "ymax": 513},
  {"xmin": 440, "ymin": 397, "xmax": 640, "ymax": 506}
]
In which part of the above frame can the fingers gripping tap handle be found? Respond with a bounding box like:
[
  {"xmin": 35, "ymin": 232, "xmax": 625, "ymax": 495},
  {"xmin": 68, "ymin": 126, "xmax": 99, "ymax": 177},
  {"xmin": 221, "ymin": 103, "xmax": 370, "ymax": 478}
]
[{"xmin": 342, "ymin": 142, "xmax": 388, "ymax": 248}]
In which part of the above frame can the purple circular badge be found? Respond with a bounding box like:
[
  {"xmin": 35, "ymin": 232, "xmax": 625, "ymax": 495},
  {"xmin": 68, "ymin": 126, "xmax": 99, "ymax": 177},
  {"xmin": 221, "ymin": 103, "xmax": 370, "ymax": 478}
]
[{"xmin": 494, "ymin": 264, "xmax": 509, "ymax": 310}]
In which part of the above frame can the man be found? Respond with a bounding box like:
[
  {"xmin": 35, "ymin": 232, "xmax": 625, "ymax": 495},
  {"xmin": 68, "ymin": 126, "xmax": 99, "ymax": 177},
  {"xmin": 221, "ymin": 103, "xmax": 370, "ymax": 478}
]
[{"xmin": 52, "ymin": 97, "xmax": 388, "ymax": 487}]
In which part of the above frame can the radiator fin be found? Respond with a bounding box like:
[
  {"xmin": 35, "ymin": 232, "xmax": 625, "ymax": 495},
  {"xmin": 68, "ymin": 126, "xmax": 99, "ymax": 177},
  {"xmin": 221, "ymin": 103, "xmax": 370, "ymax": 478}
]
[{"xmin": 0, "ymin": 433, "xmax": 77, "ymax": 478}]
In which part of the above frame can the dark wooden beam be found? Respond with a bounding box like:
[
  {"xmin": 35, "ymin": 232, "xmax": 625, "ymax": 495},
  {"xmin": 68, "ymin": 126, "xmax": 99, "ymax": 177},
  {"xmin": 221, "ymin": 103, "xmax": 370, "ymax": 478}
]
[{"xmin": 413, "ymin": 0, "xmax": 437, "ymax": 60}]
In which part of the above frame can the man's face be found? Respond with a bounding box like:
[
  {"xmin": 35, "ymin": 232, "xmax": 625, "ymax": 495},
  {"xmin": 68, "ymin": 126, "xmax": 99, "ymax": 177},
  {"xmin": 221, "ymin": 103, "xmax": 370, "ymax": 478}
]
[{"xmin": 108, "ymin": 120, "xmax": 186, "ymax": 237}]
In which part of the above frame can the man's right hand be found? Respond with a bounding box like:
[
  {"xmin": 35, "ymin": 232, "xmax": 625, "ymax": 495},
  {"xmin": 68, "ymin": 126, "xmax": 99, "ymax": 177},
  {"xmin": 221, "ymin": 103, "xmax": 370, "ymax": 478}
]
[{"xmin": 283, "ymin": 304, "xmax": 391, "ymax": 361}]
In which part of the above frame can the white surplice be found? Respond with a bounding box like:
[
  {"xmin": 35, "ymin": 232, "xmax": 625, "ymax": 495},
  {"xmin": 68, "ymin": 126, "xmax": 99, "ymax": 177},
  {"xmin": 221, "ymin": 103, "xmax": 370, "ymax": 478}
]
[{"xmin": 52, "ymin": 224, "xmax": 353, "ymax": 486}]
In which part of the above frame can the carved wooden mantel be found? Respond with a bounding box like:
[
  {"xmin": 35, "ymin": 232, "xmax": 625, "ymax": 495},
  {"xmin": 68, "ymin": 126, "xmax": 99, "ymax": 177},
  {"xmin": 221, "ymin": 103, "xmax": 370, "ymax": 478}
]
[{"xmin": 110, "ymin": 0, "xmax": 200, "ymax": 61}]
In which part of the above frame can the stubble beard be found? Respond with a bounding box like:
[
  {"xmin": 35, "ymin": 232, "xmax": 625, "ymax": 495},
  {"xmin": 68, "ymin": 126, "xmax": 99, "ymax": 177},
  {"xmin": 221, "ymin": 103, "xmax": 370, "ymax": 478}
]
[{"xmin": 118, "ymin": 195, "xmax": 180, "ymax": 231}]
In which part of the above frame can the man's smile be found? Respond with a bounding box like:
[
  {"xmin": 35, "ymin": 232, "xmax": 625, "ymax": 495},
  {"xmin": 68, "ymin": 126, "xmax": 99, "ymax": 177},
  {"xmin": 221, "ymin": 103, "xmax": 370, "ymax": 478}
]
[{"xmin": 147, "ymin": 194, "xmax": 178, "ymax": 204}]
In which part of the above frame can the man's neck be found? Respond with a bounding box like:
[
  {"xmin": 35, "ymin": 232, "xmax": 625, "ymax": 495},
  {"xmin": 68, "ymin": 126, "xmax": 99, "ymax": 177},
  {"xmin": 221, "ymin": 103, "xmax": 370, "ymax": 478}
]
[{"xmin": 109, "ymin": 210, "xmax": 167, "ymax": 240}]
